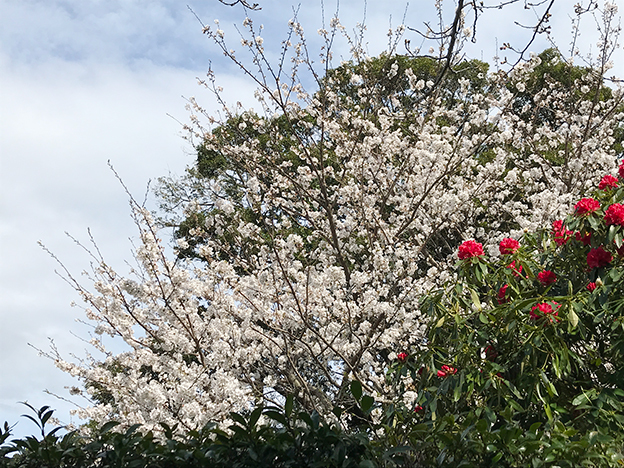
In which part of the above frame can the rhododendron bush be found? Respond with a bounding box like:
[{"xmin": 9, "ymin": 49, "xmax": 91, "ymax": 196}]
[
  {"xmin": 49, "ymin": 2, "xmax": 624, "ymax": 434},
  {"xmin": 390, "ymin": 172, "xmax": 624, "ymax": 465}
]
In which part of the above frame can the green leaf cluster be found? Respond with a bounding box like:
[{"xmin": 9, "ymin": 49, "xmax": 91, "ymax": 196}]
[{"xmin": 0, "ymin": 400, "xmax": 394, "ymax": 468}]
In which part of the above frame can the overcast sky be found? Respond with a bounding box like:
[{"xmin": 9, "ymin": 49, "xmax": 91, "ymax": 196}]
[{"xmin": 0, "ymin": 0, "xmax": 620, "ymax": 437}]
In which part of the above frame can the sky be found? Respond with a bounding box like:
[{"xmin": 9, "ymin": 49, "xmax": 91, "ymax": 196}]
[{"xmin": 0, "ymin": 0, "xmax": 621, "ymax": 438}]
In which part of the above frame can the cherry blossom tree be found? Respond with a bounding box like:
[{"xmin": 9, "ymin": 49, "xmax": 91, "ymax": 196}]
[{"xmin": 48, "ymin": 1, "xmax": 624, "ymax": 432}]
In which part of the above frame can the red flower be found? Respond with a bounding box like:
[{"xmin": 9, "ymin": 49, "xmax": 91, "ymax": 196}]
[
  {"xmin": 617, "ymin": 244, "xmax": 624, "ymax": 256},
  {"xmin": 619, "ymin": 160, "xmax": 624, "ymax": 179},
  {"xmin": 458, "ymin": 240, "xmax": 485, "ymax": 260},
  {"xmin": 587, "ymin": 282, "xmax": 597, "ymax": 292},
  {"xmin": 414, "ymin": 405, "xmax": 424, "ymax": 413},
  {"xmin": 499, "ymin": 238, "xmax": 520, "ymax": 255},
  {"xmin": 587, "ymin": 246, "xmax": 613, "ymax": 269},
  {"xmin": 484, "ymin": 345, "xmax": 498, "ymax": 361},
  {"xmin": 507, "ymin": 260, "xmax": 523, "ymax": 277},
  {"xmin": 575, "ymin": 231, "xmax": 591, "ymax": 246},
  {"xmin": 599, "ymin": 174, "xmax": 619, "ymax": 190},
  {"xmin": 537, "ymin": 270, "xmax": 556, "ymax": 286},
  {"xmin": 604, "ymin": 203, "xmax": 624, "ymax": 226},
  {"xmin": 397, "ymin": 352, "xmax": 408, "ymax": 362},
  {"xmin": 497, "ymin": 284, "xmax": 509, "ymax": 304},
  {"xmin": 552, "ymin": 220, "xmax": 572, "ymax": 246},
  {"xmin": 530, "ymin": 302, "xmax": 559, "ymax": 323},
  {"xmin": 437, "ymin": 365, "xmax": 458, "ymax": 378},
  {"xmin": 574, "ymin": 198, "xmax": 600, "ymax": 216}
]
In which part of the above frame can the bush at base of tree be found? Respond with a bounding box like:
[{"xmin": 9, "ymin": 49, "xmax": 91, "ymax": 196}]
[
  {"xmin": 0, "ymin": 401, "xmax": 395, "ymax": 468},
  {"xmin": 382, "ymin": 165, "xmax": 624, "ymax": 467}
]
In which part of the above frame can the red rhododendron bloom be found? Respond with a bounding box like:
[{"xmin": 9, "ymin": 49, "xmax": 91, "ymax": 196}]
[
  {"xmin": 497, "ymin": 284, "xmax": 509, "ymax": 304},
  {"xmin": 530, "ymin": 302, "xmax": 559, "ymax": 323},
  {"xmin": 499, "ymin": 238, "xmax": 520, "ymax": 255},
  {"xmin": 587, "ymin": 246, "xmax": 613, "ymax": 269},
  {"xmin": 604, "ymin": 203, "xmax": 624, "ymax": 226},
  {"xmin": 437, "ymin": 365, "xmax": 458, "ymax": 378},
  {"xmin": 507, "ymin": 260, "xmax": 523, "ymax": 277},
  {"xmin": 537, "ymin": 270, "xmax": 556, "ymax": 286},
  {"xmin": 574, "ymin": 198, "xmax": 600, "ymax": 216},
  {"xmin": 414, "ymin": 405, "xmax": 424, "ymax": 413},
  {"xmin": 587, "ymin": 282, "xmax": 597, "ymax": 292},
  {"xmin": 619, "ymin": 160, "xmax": 624, "ymax": 179},
  {"xmin": 484, "ymin": 345, "xmax": 498, "ymax": 361},
  {"xmin": 458, "ymin": 240, "xmax": 485, "ymax": 260},
  {"xmin": 575, "ymin": 231, "xmax": 591, "ymax": 246},
  {"xmin": 552, "ymin": 220, "xmax": 572, "ymax": 246},
  {"xmin": 599, "ymin": 174, "xmax": 619, "ymax": 190},
  {"xmin": 617, "ymin": 244, "xmax": 624, "ymax": 256},
  {"xmin": 397, "ymin": 352, "xmax": 408, "ymax": 362}
]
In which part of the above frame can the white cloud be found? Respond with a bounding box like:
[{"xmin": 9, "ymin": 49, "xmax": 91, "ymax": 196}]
[{"xmin": 0, "ymin": 0, "xmax": 207, "ymax": 66}]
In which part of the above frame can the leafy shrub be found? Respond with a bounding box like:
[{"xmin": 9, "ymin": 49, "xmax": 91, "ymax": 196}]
[
  {"xmin": 386, "ymin": 165, "xmax": 624, "ymax": 466},
  {"xmin": 0, "ymin": 400, "xmax": 391, "ymax": 468}
]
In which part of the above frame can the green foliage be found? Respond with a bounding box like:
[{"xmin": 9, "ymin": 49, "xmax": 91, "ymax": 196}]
[
  {"xmin": 384, "ymin": 177, "xmax": 624, "ymax": 466},
  {"xmin": 168, "ymin": 110, "xmax": 324, "ymax": 268},
  {"xmin": 510, "ymin": 48, "xmax": 624, "ymax": 165},
  {"xmin": 0, "ymin": 401, "xmax": 391, "ymax": 468},
  {"xmin": 323, "ymin": 54, "xmax": 490, "ymax": 118}
]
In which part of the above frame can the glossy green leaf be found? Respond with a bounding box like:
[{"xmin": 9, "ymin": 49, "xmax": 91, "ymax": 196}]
[
  {"xmin": 350, "ymin": 380, "xmax": 362, "ymax": 400},
  {"xmin": 284, "ymin": 394, "xmax": 293, "ymax": 417},
  {"xmin": 361, "ymin": 395, "xmax": 374, "ymax": 414}
]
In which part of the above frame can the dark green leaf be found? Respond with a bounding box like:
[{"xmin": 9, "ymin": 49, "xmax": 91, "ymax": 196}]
[
  {"xmin": 248, "ymin": 406, "xmax": 263, "ymax": 428},
  {"xmin": 285, "ymin": 394, "xmax": 294, "ymax": 418},
  {"xmin": 361, "ymin": 395, "xmax": 374, "ymax": 414},
  {"xmin": 263, "ymin": 410, "xmax": 287, "ymax": 426},
  {"xmin": 100, "ymin": 421, "xmax": 120, "ymax": 433},
  {"xmin": 350, "ymin": 380, "xmax": 362, "ymax": 401},
  {"xmin": 229, "ymin": 412, "xmax": 247, "ymax": 427}
]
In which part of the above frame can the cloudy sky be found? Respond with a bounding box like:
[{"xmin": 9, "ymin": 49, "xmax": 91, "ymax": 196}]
[{"xmin": 0, "ymin": 0, "xmax": 619, "ymax": 437}]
